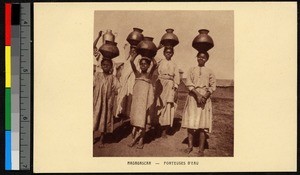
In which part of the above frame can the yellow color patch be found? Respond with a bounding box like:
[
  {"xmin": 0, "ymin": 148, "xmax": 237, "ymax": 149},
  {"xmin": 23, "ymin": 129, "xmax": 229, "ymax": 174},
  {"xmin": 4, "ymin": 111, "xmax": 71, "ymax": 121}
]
[{"xmin": 5, "ymin": 46, "xmax": 11, "ymax": 88}]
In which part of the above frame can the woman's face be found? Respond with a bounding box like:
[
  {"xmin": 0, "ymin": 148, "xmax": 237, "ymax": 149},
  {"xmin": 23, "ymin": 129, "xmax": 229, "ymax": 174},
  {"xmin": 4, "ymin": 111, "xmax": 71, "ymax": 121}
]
[
  {"xmin": 164, "ymin": 48, "xmax": 174, "ymax": 60},
  {"xmin": 197, "ymin": 53, "xmax": 208, "ymax": 67},
  {"xmin": 140, "ymin": 59, "xmax": 150, "ymax": 72},
  {"xmin": 101, "ymin": 60, "xmax": 112, "ymax": 73}
]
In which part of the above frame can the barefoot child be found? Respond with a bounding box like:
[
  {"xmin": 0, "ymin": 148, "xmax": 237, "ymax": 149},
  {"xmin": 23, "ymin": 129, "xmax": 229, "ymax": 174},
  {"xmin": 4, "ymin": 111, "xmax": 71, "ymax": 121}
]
[
  {"xmin": 93, "ymin": 30, "xmax": 117, "ymax": 75},
  {"xmin": 181, "ymin": 51, "xmax": 216, "ymax": 156},
  {"xmin": 128, "ymin": 51, "xmax": 157, "ymax": 149},
  {"xmin": 93, "ymin": 58, "xmax": 120, "ymax": 148},
  {"xmin": 155, "ymin": 46, "xmax": 180, "ymax": 138}
]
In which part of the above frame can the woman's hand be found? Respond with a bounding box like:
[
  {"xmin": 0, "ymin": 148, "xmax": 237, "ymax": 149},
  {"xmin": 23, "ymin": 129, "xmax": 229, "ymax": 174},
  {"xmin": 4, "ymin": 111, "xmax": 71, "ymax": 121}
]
[
  {"xmin": 98, "ymin": 31, "xmax": 103, "ymax": 38},
  {"xmin": 196, "ymin": 94, "xmax": 203, "ymax": 105},
  {"xmin": 130, "ymin": 49, "xmax": 138, "ymax": 60},
  {"xmin": 94, "ymin": 47, "xmax": 100, "ymax": 57},
  {"xmin": 203, "ymin": 91, "xmax": 211, "ymax": 100},
  {"xmin": 194, "ymin": 90, "xmax": 206, "ymax": 107},
  {"xmin": 198, "ymin": 95, "xmax": 207, "ymax": 105},
  {"xmin": 191, "ymin": 89, "xmax": 203, "ymax": 105},
  {"xmin": 152, "ymin": 58, "xmax": 157, "ymax": 66},
  {"xmin": 174, "ymin": 90, "xmax": 178, "ymax": 102}
]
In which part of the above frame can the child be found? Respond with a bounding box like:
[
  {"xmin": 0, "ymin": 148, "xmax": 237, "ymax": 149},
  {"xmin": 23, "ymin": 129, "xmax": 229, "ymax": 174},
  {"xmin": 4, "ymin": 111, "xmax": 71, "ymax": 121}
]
[
  {"xmin": 155, "ymin": 46, "xmax": 180, "ymax": 138},
  {"xmin": 93, "ymin": 30, "xmax": 117, "ymax": 75},
  {"xmin": 128, "ymin": 50, "xmax": 157, "ymax": 149},
  {"xmin": 181, "ymin": 51, "xmax": 216, "ymax": 156},
  {"xmin": 93, "ymin": 58, "xmax": 120, "ymax": 148}
]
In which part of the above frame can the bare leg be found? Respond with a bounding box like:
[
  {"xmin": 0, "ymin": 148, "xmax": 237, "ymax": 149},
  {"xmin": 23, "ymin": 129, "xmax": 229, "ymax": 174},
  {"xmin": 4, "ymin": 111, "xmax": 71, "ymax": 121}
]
[
  {"xmin": 184, "ymin": 129, "xmax": 194, "ymax": 154},
  {"xmin": 161, "ymin": 103, "xmax": 172, "ymax": 138},
  {"xmin": 137, "ymin": 128, "xmax": 145, "ymax": 149},
  {"xmin": 98, "ymin": 133, "xmax": 104, "ymax": 148},
  {"xmin": 128, "ymin": 127, "xmax": 139, "ymax": 147},
  {"xmin": 131, "ymin": 126, "xmax": 136, "ymax": 139},
  {"xmin": 162, "ymin": 125, "xmax": 169, "ymax": 138},
  {"xmin": 93, "ymin": 131, "xmax": 98, "ymax": 144},
  {"xmin": 198, "ymin": 129, "xmax": 206, "ymax": 156}
]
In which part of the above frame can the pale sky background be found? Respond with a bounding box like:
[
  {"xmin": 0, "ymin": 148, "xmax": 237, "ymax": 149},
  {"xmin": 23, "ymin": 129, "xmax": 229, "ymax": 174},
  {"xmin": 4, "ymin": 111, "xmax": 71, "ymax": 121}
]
[{"xmin": 94, "ymin": 11, "xmax": 233, "ymax": 79}]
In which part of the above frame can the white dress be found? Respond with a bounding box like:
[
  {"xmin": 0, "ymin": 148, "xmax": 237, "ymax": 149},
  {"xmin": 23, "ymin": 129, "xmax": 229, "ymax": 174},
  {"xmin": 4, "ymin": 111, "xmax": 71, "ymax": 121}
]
[
  {"xmin": 130, "ymin": 77, "xmax": 154, "ymax": 128},
  {"xmin": 155, "ymin": 59, "xmax": 180, "ymax": 127},
  {"xmin": 181, "ymin": 66, "xmax": 216, "ymax": 132}
]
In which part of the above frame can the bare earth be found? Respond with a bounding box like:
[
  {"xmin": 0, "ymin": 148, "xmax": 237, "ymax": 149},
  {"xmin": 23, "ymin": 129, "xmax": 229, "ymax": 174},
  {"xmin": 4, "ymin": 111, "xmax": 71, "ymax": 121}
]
[{"xmin": 93, "ymin": 92, "xmax": 234, "ymax": 157}]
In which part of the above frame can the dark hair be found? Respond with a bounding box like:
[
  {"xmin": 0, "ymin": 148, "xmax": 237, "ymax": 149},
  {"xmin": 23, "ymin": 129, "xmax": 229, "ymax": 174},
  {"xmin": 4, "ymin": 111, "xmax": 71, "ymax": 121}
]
[
  {"xmin": 140, "ymin": 57, "xmax": 151, "ymax": 65},
  {"xmin": 197, "ymin": 51, "xmax": 209, "ymax": 60},
  {"xmin": 101, "ymin": 59, "xmax": 113, "ymax": 66},
  {"xmin": 163, "ymin": 46, "xmax": 174, "ymax": 53},
  {"xmin": 130, "ymin": 45, "xmax": 137, "ymax": 49}
]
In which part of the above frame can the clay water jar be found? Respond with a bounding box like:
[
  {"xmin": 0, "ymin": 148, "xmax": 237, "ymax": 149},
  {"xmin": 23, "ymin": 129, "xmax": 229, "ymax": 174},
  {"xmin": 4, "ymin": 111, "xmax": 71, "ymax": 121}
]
[
  {"xmin": 102, "ymin": 29, "xmax": 115, "ymax": 43},
  {"xmin": 192, "ymin": 29, "xmax": 214, "ymax": 52},
  {"xmin": 136, "ymin": 37, "xmax": 158, "ymax": 58},
  {"xmin": 126, "ymin": 28, "xmax": 144, "ymax": 46},
  {"xmin": 99, "ymin": 40, "xmax": 120, "ymax": 59},
  {"xmin": 160, "ymin": 28, "xmax": 179, "ymax": 47}
]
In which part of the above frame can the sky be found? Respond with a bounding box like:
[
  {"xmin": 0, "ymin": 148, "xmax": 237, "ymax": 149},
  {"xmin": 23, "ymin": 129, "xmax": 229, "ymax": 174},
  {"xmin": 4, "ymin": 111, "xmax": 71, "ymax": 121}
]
[{"xmin": 94, "ymin": 10, "xmax": 233, "ymax": 79}]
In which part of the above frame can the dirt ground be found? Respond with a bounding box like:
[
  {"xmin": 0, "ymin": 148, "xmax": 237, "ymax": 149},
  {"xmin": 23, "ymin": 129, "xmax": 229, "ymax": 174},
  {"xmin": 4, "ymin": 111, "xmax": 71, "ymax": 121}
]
[{"xmin": 93, "ymin": 92, "xmax": 234, "ymax": 157}]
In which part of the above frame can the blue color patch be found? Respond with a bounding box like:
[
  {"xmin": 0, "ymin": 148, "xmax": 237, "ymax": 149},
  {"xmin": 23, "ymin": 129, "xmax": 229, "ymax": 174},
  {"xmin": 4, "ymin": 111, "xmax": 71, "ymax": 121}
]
[{"xmin": 5, "ymin": 131, "xmax": 12, "ymax": 170}]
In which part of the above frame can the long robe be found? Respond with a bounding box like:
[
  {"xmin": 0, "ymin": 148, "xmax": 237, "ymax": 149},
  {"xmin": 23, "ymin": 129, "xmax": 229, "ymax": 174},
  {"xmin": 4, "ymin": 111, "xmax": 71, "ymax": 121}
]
[
  {"xmin": 155, "ymin": 59, "xmax": 180, "ymax": 127},
  {"xmin": 130, "ymin": 77, "xmax": 154, "ymax": 128},
  {"xmin": 181, "ymin": 66, "xmax": 216, "ymax": 132},
  {"xmin": 93, "ymin": 72, "xmax": 120, "ymax": 133}
]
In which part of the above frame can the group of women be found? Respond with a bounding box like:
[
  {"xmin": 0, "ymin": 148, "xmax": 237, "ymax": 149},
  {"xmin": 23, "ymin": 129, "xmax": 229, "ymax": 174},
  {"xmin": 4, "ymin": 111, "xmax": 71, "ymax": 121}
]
[{"xmin": 93, "ymin": 29, "xmax": 216, "ymax": 156}]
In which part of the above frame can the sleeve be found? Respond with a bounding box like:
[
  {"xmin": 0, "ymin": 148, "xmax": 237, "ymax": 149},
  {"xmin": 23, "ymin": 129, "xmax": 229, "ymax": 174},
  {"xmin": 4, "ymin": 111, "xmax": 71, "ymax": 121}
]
[
  {"xmin": 185, "ymin": 67, "xmax": 195, "ymax": 91},
  {"xmin": 156, "ymin": 60, "xmax": 161, "ymax": 75},
  {"xmin": 97, "ymin": 54, "xmax": 103, "ymax": 63},
  {"xmin": 112, "ymin": 76, "xmax": 121, "ymax": 94},
  {"xmin": 208, "ymin": 69, "xmax": 217, "ymax": 94},
  {"xmin": 93, "ymin": 73, "xmax": 97, "ymax": 88},
  {"xmin": 93, "ymin": 56, "xmax": 98, "ymax": 66},
  {"xmin": 109, "ymin": 60, "xmax": 116, "ymax": 75},
  {"xmin": 173, "ymin": 63, "xmax": 180, "ymax": 89}
]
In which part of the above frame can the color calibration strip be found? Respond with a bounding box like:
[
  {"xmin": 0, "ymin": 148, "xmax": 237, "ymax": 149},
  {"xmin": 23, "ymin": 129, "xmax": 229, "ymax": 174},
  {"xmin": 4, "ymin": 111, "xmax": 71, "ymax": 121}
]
[
  {"xmin": 5, "ymin": 3, "xmax": 12, "ymax": 170},
  {"xmin": 19, "ymin": 3, "xmax": 31, "ymax": 170},
  {"xmin": 5, "ymin": 3, "xmax": 31, "ymax": 170}
]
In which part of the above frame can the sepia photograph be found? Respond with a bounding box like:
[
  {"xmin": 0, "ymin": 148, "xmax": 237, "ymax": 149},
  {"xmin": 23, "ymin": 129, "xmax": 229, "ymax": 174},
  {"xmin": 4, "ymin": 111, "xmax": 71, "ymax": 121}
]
[
  {"xmin": 93, "ymin": 10, "xmax": 234, "ymax": 157},
  {"xmin": 33, "ymin": 2, "xmax": 296, "ymax": 173}
]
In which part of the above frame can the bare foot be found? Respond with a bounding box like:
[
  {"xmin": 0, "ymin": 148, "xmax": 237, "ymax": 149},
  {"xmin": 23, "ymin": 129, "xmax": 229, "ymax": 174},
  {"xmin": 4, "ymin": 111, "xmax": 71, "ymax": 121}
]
[
  {"xmin": 127, "ymin": 142, "xmax": 135, "ymax": 147},
  {"xmin": 98, "ymin": 143, "xmax": 104, "ymax": 148},
  {"xmin": 198, "ymin": 150, "xmax": 204, "ymax": 156},
  {"xmin": 136, "ymin": 144, "xmax": 144, "ymax": 149},
  {"xmin": 162, "ymin": 130, "xmax": 168, "ymax": 139},
  {"xmin": 184, "ymin": 147, "xmax": 193, "ymax": 154}
]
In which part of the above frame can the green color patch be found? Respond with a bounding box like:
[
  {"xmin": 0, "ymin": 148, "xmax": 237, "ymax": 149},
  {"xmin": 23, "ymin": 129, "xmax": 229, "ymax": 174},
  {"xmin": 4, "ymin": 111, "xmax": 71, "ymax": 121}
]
[{"xmin": 5, "ymin": 88, "xmax": 11, "ymax": 130}]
